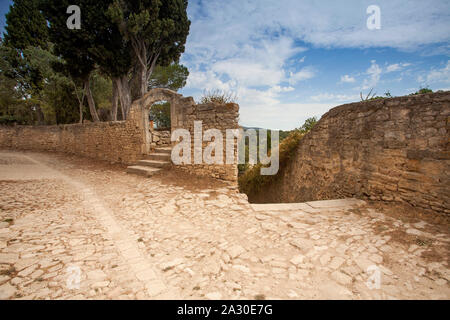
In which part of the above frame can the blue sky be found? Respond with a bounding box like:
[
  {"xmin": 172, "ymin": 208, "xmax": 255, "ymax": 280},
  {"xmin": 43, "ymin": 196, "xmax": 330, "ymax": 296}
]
[{"xmin": 1, "ymin": 0, "xmax": 450, "ymax": 130}]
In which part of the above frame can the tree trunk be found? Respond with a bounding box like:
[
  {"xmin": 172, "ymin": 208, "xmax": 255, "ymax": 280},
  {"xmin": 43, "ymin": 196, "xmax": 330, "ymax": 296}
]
[
  {"xmin": 79, "ymin": 102, "xmax": 83, "ymax": 123},
  {"xmin": 139, "ymin": 63, "xmax": 147, "ymax": 99},
  {"xmin": 71, "ymin": 79, "xmax": 84, "ymax": 123},
  {"xmin": 84, "ymin": 78, "xmax": 100, "ymax": 122},
  {"xmin": 115, "ymin": 76, "xmax": 132, "ymax": 120},
  {"xmin": 35, "ymin": 104, "xmax": 45, "ymax": 125},
  {"xmin": 111, "ymin": 79, "xmax": 119, "ymax": 121}
]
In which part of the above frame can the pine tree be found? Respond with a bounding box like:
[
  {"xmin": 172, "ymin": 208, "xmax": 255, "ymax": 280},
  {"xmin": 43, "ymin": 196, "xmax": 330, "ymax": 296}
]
[{"xmin": 108, "ymin": 0, "xmax": 190, "ymax": 99}]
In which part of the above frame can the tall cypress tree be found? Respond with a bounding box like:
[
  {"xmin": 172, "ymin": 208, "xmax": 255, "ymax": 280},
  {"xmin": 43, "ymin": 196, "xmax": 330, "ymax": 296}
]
[{"xmin": 4, "ymin": 0, "xmax": 49, "ymax": 50}]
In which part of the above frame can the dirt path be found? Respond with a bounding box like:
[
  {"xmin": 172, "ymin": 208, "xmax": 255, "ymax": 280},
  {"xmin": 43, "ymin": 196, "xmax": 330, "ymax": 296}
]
[{"xmin": 0, "ymin": 150, "xmax": 449, "ymax": 299}]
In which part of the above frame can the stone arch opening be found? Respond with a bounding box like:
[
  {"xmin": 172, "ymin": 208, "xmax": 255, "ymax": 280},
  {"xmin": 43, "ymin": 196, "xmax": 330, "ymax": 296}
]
[
  {"xmin": 129, "ymin": 88, "xmax": 191, "ymax": 155},
  {"xmin": 149, "ymin": 100, "xmax": 171, "ymax": 149},
  {"xmin": 149, "ymin": 100, "xmax": 171, "ymax": 130}
]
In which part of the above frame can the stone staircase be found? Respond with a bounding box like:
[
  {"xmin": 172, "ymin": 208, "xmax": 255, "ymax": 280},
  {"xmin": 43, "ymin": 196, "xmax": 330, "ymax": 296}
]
[{"xmin": 126, "ymin": 147, "xmax": 172, "ymax": 177}]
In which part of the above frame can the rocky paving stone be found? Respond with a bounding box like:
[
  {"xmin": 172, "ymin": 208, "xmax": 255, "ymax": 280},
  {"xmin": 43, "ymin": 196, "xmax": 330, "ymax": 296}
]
[{"xmin": 0, "ymin": 151, "xmax": 449, "ymax": 300}]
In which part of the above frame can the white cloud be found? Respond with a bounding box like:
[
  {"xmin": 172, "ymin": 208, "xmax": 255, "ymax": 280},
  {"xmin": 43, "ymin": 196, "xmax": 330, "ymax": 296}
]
[
  {"xmin": 185, "ymin": 36, "xmax": 308, "ymax": 89},
  {"xmin": 238, "ymin": 89, "xmax": 333, "ymax": 130},
  {"xmin": 239, "ymin": 102, "xmax": 332, "ymax": 130},
  {"xmin": 181, "ymin": 0, "xmax": 450, "ymax": 129},
  {"xmin": 418, "ymin": 60, "xmax": 450, "ymax": 84},
  {"xmin": 385, "ymin": 62, "xmax": 411, "ymax": 73},
  {"xmin": 310, "ymin": 93, "xmax": 359, "ymax": 103},
  {"xmin": 212, "ymin": 60, "xmax": 285, "ymax": 87},
  {"xmin": 185, "ymin": 0, "xmax": 450, "ymax": 58},
  {"xmin": 362, "ymin": 60, "xmax": 382, "ymax": 89},
  {"xmin": 386, "ymin": 64, "xmax": 401, "ymax": 73},
  {"xmin": 288, "ymin": 67, "xmax": 316, "ymax": 85},
  {"xmin": 186, "ymin": 70, "xmax": 233, "ymax": 92},
  {"xmin": 340, "ymin": 75, "xmax": 356, "ymax": 83},
  {"xmin": 269, "ymin": 86, "xmax": 295, "ymax": 93}
]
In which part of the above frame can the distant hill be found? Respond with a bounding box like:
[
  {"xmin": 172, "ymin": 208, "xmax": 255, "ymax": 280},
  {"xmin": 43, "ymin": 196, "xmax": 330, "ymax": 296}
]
[{"xmin": 240, "ymin": 126, "xmax": 292, "ymax": 141}]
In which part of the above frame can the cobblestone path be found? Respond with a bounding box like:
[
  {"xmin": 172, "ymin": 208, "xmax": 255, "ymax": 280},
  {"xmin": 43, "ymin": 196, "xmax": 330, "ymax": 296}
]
[{"xmin": 0, "ymin": 151, "xmax": 448, "ymax": 299}]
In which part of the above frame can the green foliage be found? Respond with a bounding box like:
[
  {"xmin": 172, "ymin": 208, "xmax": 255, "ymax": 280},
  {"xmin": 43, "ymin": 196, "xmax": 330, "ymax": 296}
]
[
  {"xmin": 0, "ymin": 65, "xmax": 23, "ymax": 124},
  {"xmin": 41, "ymin": 0, "xmax": 97, "ymax": 80},
  {"xmin": 360, "ymin": 88, "xmax": 380, "ymax": 101},
  {"xmin": 3, "ymin": 0, "xmax": 190, "ymax": 125},
  {"xmin": 279, "ymin": 130, "xmax": 292, "ymax": 141},
  {"xmin": 147, "ymin": 63, "xmax": 189, "ymax": 129},
  {"xmin": 360, "ymin": 88, "xmax": 399, "ymax": 101},
  {"xmin": 3, "ymin": 0, "xmax": 49, "ymax": 50},
  {"xmin": 149, "ymin": 63, "xmax": 189, "ymax": 91},
  {"xmin": 200, "ymin": 89, "xmax": 237, "ymax": 104},
  {"xmin": 108, "ymin": 0, "xmax": 190, "ymax": 66},
  {"xmin": 0, "ymin": 39, "xmax": 111, "ymax": 125},
  {"xmin": 237, "ymin": 129, "xmax": 273, "ymax": 174},
  {"xmin": 238, "ymin": 117, "xmax": 319, "ymax": 196},
  {"xmin": 107, "ymin": 0, "xmax": 191, "ymax": 97},
  {"xmin": 298, "ymin": 116, "xmax": 317, "ymax": 133},
  {"xmin": 238, "ymin": 130, "xmax": 305, "ymax": 196},
  {"xmin": 150, "ymin": 101, "xmax": 171, "ymax": 129},
  {"xmin": 91, "ymin": 71, "xmax": 113, "ymax": 111},
  {"xmin": 411, "ymin": 87, "xmax": 433, "ymax": 95},
  {"xmin": 0, "ymin": 115, "xmax": 18, "ymax": 125}
]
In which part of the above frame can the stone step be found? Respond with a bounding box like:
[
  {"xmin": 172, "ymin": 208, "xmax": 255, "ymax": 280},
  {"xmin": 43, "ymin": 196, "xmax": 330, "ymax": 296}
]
[
  {"xmin": 250, "ymin": 198, "xmax": 366, "ymax": 212},
  {"xmin": 154, "ymin": 147, "xmax": 172, "ymax": 154},
  {"xmin": 126, "ymin": 166, "xmax": 162, "ymax": 177},
  {"xmin": 145, "ymin": 153, "xmax": 171, "ymax": 161},
  {"xmin": 136, "ymin": 160, "xmax": 170, "ymax": 168}
]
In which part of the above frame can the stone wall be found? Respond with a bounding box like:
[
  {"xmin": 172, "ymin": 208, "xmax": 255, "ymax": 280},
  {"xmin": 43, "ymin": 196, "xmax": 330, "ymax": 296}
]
[
  {"xmin": 0, "ymin": 89, "xmax": 240, "ymax": 182},
  {"xmin": 0, "ymin": 121, "xmax": 143, "ymax": 164},
  {"xmin": 172, "ymin": 102, "xmax": 240, "ymax": 181},
  {"xmin": 249, "ymin": 91, "xmax": 450, "ymax": 214},
  {"xmin": 151, "ymin": 130, "xmax": 171, "ymax": 147},
  {"xmin": 129, "ymin": 89, "xmax": 240, "ymax": 182}
]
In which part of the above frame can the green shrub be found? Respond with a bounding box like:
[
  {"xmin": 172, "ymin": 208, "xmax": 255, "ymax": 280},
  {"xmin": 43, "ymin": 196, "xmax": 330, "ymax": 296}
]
[
  {"xmin": 238, "ymin": 129, "xmax": 305, "ymax": 195},
  {"xmin": 0, "ymin": 115, "xmax": 17, "ymax": 125},
  {"xmin": 150, "ymin": 102, "xmax": 171, "ymax": 129},
  {"xmin": 411, "ymin": 87, "xmax": 433, "ymax": 95},
  {"xmin": 238, "ymin": 116, "xmax": 319, "ymax": 195}
]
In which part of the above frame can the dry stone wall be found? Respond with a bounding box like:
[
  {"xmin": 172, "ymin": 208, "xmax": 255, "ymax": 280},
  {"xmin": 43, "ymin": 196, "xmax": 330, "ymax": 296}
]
[
  {"xmin": 0, "ymin": 88, "xmax": 240, "ymax": 182},
  {"xmin": 249, "ymin": 91, "xmax": 449, "ymax": 214},
  {"xmin": 129, "ymin": 89, "xmax": 240, "ymax": 182},
  {"xmin": 0, "ymin": 121, "xmax": 143, "ymax": 164},
  {"xmin": 151, "ymin": 130, "xmax": 171, "ymax": 147},
  {"xmin": 173, "ymin": 102, "xmax": 240, "ymax": 182}
]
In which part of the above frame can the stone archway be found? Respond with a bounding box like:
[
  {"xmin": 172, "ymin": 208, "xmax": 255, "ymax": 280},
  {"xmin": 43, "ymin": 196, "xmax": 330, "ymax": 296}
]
[{"xmin": 127, "ymin": 88, "xmax": 195, "ymax": 155}]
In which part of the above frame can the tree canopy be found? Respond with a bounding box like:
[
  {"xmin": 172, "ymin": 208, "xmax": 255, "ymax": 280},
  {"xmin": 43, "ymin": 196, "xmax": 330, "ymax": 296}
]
[
  {"xmin": 108, "ymin": 0, "xmax": 190, "ymax": 98},
  {"xmin": 1, "ymin": 0, "xmax": 190, "ymax": 125},
  {"xmin": 3, "ymin": 0, "xmax": 49, "ymax": 50}
]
